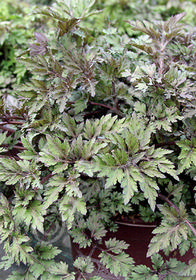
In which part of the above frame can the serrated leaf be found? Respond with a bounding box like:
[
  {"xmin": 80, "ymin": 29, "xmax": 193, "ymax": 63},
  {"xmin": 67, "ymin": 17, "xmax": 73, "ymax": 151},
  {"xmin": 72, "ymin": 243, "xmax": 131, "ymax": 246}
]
[
  {"xmin": 147, "ymin": 204, "xmax": 189, "ymax": 257},
  {"xmin": 177, "ymin": 139, "xmax": 196, "ymax": 174},
  {"xmin": 86, "ymin": 214, "xmax": 107, "ymax": 240},
  {"xmin": 105, "ymin": 238, "xmax": 129, "ymax": 254},
  {"xmin": 34, "ymin": 243, "xmax": 61, "ymax": 260},
  {"xmin": 59, "ymin": 195, "xmax": 86, "ymax": 229},
  {"xmin": 99, "ymin": 251, "xmax": 133, "ymax": 277},
  {"xmin": 23, "ymin": 200, "xmax": 46, "ymax": 233},
  {"xmin": 48, "ymin": 261, "xmax": 75, "ymax": 279},
  {"xmin": 74, "ymin": 256, "xmax": 94, "ymax": 274},
  {"xmin": 122, "ymin": 169, "xmax": 138, "ymax": 204},
  {"xmin": 139, "ymin": 180, "xmax": 158, "ymax": 211},
  {"xmin": 130, "ymin": 265, "xmax": 157, "ymax": 280}
]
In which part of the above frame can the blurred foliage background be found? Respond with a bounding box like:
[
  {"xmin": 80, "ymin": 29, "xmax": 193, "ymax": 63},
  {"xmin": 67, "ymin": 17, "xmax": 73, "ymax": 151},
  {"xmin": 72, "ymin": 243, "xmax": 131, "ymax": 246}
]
[{"xmin": 1, "ymin": 0, "xmax": 196, "ymax": 104}]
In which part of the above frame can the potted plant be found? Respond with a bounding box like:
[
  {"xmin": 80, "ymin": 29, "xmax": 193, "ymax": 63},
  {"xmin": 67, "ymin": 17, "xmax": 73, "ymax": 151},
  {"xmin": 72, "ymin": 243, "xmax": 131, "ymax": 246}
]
[{"xmin": 0, "ymin": 0, "xmax": 196, "ymax": 279}]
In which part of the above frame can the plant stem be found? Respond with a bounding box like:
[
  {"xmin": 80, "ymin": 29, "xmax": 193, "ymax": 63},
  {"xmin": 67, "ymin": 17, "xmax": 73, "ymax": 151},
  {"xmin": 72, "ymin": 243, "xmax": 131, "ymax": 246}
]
[
  {"xmin": 40, "ymin": 222, "xmax": 56, "ymax": 242},
  {"xmin": 158, "ymin": 35, "xmax": 168, "ymax": 77},
  {"xmin": 158, "ymin": 56, "xmax": 164, "ymax": 77},
  {"xmin": 185, "ymin": 220, "xmax": 196, "ymax": 238},
  {"xmin": 12, "ymin": 145, "xmax": 26, "ymax": 150},
  {"xmin": 40, "ymin": 173, "xmax": 53, "ymax": 184},
  {"xmin": 158, "ymin": 194, "xmax": 179, "ymax": 212},
  {"xmin": 88, "ymin": 244, "xmax": 97, "ymax": 258},
  {"xmin": 0, "ymin": 115, "xmax": 25, "ymax": 120},
  {"xmin": 88, "ymin": 101, "xmax": 123, "ymax": 117},
  {"xmin": 0, "ymin": 121, "xmax": 24, "ymax": 125},
  {"xmin": 7, "ymin": 121, "xmax": 24, "ymax": 125},
  {"xmin": 112, "ymin": 80, "xmax": 120, "ymax": 112},
  {"xmin": 80, "ymin": 272, "xmax": 87, "ymax": 280},
  {"xmin": 89, "ymin": 101, "xmax": 114, "ymax": 110},
  {"xmin": 0, "ymin": 125, "xmax": 15, "ymax": 133},
  {"xmin": 112, "ymin": 80, "xmax": 116, "ymax": 96},
  {"xmin": 67, "ymin": 100, "xmax": 123, "ymax": 116},
  {"xmin": 1, "ymin": 144, "xmax": 26, "ymax": 150}
]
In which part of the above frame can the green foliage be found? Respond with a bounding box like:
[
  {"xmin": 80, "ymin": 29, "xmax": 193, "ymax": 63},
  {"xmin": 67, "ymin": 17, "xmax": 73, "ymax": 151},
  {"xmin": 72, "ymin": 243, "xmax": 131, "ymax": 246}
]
[
  {"xmin": 177, "ymin": 138, "xmax": 196, "ymax": 174},
  {"xmin": 0, "ymin": 193, "xmax": 75, "ymax": 279},
  {"xmin": 74, "ymin": 256, "xmax": 94, "ymax": 274},
  {"xmin": 130, "ymin": 255, "xmax": 188, "ymax": 280},
  {"xmin": 99, "ymin": 250, "xmax": 133, "ymax": 277},
  {"xmin": 0, "ymin": 0, "xmax": 51, "ymax": 101},
  {"xmin": 0, "ymin": 0, "xmax": 196, "ymax": 279},
  {"xmin": 0, "ymin": 132, "xmax": 7, "ymax": 153},
  {"xmin": 147, "ymin": 203, "xmax": 190, "ymax": 257},
  {"xmin": 77, "ymin": 114, "xmax": 178, "ymax": 210},
  {"xmin": 0, "ymin": 158, "xmax": 41, "ymax": 188},
  {"xmin": 13, "ymin": 188, "xmax": 46, "ymax": 233}
]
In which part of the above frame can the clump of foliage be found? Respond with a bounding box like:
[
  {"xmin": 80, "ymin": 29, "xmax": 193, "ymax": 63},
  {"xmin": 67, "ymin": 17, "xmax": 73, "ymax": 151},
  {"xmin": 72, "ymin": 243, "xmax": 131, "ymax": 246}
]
[
  {"xmin": 0, "ymin": 0, "xmax": 196, "ymax": 279},
  {"xmin": 0, "ymin": 0, "xmax": 55, "ymax": 163},
  {"xmin": 0, "ymin": 0, "xmax": 53, "ymax": 111},
  {"xmin": 28, "ymin": 0, "xmax": 54, "ymax": 5}
]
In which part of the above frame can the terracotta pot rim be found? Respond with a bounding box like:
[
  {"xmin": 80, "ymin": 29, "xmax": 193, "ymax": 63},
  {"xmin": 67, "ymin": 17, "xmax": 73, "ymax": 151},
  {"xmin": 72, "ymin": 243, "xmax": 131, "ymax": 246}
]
[{"xmin": 115, "ymin": 220, "xmax": 157, "ymax": 228}]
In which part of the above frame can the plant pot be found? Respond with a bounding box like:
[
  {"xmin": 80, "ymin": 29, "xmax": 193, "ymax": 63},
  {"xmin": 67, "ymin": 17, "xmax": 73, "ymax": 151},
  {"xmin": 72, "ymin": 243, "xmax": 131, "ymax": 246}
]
[
  {"xmin": 111, "ymin": 221, "xmax": 194, "ymax": 267},
  {"xmin": 71, "ymin": 220, "xmax": 195, "ymax": 278},
  {"xmin": 71, "ymin": 221, "xmax": 155, "ymax": 268}
]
